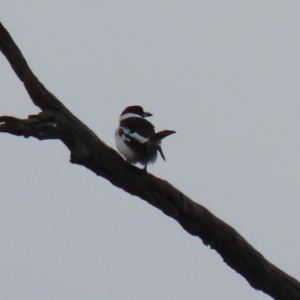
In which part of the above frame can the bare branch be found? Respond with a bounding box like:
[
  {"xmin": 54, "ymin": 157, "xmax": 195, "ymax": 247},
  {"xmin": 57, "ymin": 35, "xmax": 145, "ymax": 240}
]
[{"xmin": 0, "ymin": 21, "xmax": 299, "ymax": 300}]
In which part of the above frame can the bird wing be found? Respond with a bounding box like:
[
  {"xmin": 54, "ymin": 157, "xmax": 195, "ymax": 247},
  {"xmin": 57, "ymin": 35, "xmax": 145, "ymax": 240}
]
[
  {"xmin": 119, "ymin": 117, "xmax": 155, "ymax": 153},
  {"xmin": 120, "ymin": 117, "xmax": 155, "ymax": 142}
]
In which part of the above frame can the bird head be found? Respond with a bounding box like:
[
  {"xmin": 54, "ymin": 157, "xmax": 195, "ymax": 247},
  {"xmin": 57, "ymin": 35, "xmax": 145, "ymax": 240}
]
[{"xmin": 120, "ymin": 105, "xmax": 153, "ymax": 119}]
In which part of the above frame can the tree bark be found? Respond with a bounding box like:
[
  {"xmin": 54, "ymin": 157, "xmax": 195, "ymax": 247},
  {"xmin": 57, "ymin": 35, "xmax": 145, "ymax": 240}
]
[{"xmin": 0, "ymin": 21, "xmax": 299, "ymax": 300}]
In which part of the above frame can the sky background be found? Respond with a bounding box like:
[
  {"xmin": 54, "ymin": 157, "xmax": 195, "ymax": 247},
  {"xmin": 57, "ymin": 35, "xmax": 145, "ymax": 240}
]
[{"xmin": 0, "ymin": 1, "xmax": 300, "ymax": 299}]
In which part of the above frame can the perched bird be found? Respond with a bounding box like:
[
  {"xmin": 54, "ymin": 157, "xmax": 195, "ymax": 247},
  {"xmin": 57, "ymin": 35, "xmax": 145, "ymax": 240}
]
[{"xmin": 115, "ymin": 105, "xmax": 175, "ymax": 170}]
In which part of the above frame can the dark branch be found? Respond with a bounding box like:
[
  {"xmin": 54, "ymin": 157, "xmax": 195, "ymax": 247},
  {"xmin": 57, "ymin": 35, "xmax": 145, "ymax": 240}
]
[{"xmin": 0, "ymin": 21, "xmax": 299, "ymax": 300}]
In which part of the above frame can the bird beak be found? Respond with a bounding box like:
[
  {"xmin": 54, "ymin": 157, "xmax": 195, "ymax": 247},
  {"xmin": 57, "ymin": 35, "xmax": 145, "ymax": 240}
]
[{"xmin": 143, "ymin": 112, "xmax": 153, "ymax": 117}]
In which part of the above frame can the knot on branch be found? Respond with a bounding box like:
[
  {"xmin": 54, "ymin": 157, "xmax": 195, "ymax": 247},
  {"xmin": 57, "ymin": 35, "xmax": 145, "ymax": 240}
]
[{"xmin": 0, "ymin": 110, "xmax": 60, "ymax": 140}]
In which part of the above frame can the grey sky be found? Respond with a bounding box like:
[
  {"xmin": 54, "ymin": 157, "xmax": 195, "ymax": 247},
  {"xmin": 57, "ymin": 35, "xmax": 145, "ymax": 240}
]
[{"xmin": 0, "ymin": 1, "xmax": 299, "ymax": 299}]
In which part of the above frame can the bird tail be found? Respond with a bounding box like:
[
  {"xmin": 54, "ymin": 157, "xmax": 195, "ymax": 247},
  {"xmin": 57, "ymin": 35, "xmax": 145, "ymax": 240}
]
[
  {"xmin": 149, "ymin": 130, "xmax": 176, "ymax": 161},
  {"xmin": 151, "ymin": 130, "xmax": 176, "ymax": 143}
]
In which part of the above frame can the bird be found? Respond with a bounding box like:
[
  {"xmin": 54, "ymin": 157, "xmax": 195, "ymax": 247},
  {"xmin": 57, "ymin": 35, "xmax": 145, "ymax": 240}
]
[{"xmin": 115, "ymin": 105, "xmax": 175, "ymax": 170}]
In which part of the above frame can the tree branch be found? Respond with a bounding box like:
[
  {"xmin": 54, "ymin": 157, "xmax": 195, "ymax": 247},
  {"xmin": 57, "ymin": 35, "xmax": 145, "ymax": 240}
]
[{"xmin": 0, "ymin": 21, "xmax": 299, "ymax": 300}]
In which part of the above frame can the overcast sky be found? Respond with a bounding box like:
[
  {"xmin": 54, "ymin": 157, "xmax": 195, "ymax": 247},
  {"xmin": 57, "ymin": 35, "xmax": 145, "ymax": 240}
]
[{"xmin": 1, "ymin": 1, "xmax": 300, "ymax": 299}]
